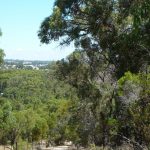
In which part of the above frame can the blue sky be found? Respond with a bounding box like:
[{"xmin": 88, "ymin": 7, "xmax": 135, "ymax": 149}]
[{"xmin": 0, "ymin": 0, "xmax": 74, "ymax": 60}]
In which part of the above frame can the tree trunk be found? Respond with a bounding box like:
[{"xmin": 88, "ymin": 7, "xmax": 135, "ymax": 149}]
[{"xmin": 15, "ymin": 142, "xmax": 18, "ymax": 150}]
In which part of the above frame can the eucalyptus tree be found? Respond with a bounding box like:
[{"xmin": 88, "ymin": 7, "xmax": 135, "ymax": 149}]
[
  {"xmin": 38, "ymin": 0, "xmax": 150, "ymax": 78},
  {"xmin": 38, "ymin": 0, "xmax": 150, "ymax": 147}
]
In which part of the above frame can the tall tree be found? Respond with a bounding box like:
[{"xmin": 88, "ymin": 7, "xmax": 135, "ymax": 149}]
[
  {"xmin": 38, "ymin": 0, "xmax": 150, "ymax": 148},
  {"xmin": 38, "ymin": 0, "xmax": 150, "ymax": 77}
]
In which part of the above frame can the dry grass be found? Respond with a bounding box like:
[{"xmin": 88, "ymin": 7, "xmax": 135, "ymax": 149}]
[{"xmin": 0, "ymin": 146, "xmax": 12, "ymax": 150}]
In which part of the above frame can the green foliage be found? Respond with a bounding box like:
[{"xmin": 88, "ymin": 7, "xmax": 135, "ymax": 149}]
[
  {"xmin": 118, "ymin": 72, "xmax": 140, "ymax": 86},
  {"xmin": 0, "ymin": 68, "xmax": 76, "ymax": 148},
  {"xmin": 32, "ymin": 115, "xmax": 48, "ymax": 141},
  {"xmin": 53, "ymin": 51, "xmax": 150, "ymax": 147},
  {"xmin": 37, "ymin": 0, "xmax": 150, "ymax": 148},
  {"xmin": 0, "ymin": 29, "xmax": 5, "ymax": 65},
  {"xmin": 54, "ymin": 50, "xmax": 117, "ymax": 146},
  {"xmin": 118, "ymin": 72, "xmax": 140, "ymax": 96},
  {"xmin": 116, "ymin": 72, "xmax": 150, "ymax": 147},
  {"xmin": 39, "ymin": 0, "xmax": 150, "ymax": 78}
]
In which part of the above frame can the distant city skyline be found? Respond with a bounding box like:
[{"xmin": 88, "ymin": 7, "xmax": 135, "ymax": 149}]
[{"xmin": 0, "ymin": 0, "xmax": 74, "ymax": 60}]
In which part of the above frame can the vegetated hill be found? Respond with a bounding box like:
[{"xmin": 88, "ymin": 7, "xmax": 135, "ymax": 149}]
[{"xmin": 0, "ymin": 67, "xmax": 78, "ymax": 149}]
